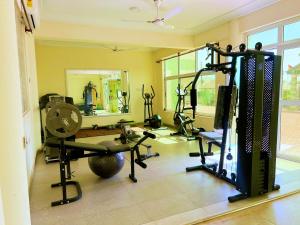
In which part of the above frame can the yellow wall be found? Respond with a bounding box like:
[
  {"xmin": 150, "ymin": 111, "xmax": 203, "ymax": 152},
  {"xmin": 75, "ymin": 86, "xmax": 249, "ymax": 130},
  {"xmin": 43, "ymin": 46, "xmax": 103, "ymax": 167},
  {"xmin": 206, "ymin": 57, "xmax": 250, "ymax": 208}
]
[
  {"xmin": 36, "ymin": 21, "xmax": 194, "ymax": 49},
  {"xmin": 35, "ymin": 43, "xmax": 155, "ymax": 126}
]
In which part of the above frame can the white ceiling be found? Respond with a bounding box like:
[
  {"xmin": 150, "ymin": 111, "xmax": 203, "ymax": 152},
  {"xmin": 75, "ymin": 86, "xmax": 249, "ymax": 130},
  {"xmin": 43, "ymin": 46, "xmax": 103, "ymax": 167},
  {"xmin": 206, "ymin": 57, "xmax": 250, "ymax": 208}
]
[{"xmin": 41, "ymin": 0, "xmax": 280, "ymax": 35}]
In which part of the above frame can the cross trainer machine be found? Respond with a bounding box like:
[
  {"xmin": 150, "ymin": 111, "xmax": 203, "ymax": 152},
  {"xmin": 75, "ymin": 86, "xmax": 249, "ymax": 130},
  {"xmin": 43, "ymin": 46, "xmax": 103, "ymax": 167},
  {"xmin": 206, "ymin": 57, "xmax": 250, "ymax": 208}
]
[
  {"xmin": 117, "ymin": 90, "xmax": 130, "ymax": 113},
  {"xmin": 83, "ymin": 81, "xmax": 98, "ymax": 116},
  {"xmin": 170, "ymin": 82, "xmax": 198, "ymax": 141},
  {"xmin": 45, "ymin": 102, "xmax": 156, "ymax": 206},
  {"xmin": 186, "ymin": 42, "xmax": 281, "ymax": 202},
  {"xmin": 142, "ymin": 84, "xmax": 162, "ymax": 129}
]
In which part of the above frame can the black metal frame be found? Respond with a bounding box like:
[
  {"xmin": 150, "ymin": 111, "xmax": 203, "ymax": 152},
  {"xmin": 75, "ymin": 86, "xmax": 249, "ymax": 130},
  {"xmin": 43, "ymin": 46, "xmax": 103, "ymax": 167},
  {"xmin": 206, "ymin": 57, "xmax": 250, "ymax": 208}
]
[
  {"xmin": 115, "ymin": 124, "xmax": 160, "ymax": 161},
  {"xmin": 142, "ymin": 84, "xmax": 163, "ymax": 129},
  {"xmin": 117, "ymin": 90, "xmax": 130, "ymax": 113},
  {"xmin": 49, "ymin": 131, "xmax": 155, "ymax": 207},
  {"xmin": 171, "ymin": 82, "xmax": 197, "ymax": 140},
  {"xmin": 142, "ymin": 84, "xmax": 155, "ymax": 123},
  {"xmin": 186, "ymin": 42, "xmax": 281, "ymax": 202}
]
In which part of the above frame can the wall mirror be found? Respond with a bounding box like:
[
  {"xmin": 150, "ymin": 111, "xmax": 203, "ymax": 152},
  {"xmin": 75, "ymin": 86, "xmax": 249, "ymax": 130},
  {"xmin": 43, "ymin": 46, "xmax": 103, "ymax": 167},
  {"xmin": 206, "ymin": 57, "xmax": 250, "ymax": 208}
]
[{"xmin": 66, "ymin": 69, "xmax": 130, "ymax": 116}]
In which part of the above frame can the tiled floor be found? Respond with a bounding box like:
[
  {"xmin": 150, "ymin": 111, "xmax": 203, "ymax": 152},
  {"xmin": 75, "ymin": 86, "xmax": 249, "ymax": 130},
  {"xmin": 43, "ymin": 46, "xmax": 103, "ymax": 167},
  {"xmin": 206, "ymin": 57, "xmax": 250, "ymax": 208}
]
[
  {"xmin": 197, "ymin": 192, "xmax": 300, "ymax": 225},
  {"xmin": 30, "ymin": 132, "xmax": 300, "ymax": 225}
]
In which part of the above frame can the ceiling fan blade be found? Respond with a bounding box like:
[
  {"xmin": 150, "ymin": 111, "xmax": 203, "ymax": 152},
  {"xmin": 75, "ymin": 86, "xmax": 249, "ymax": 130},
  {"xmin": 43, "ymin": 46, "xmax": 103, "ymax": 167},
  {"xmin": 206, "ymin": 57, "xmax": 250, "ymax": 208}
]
[
  {"xmin": 163, "ymin": 6, "xmax": 182, "ymax": 20},
  {"xmin": 121, "ymin": 19, "xmax": 148, "ymax": 23},
  {"xmin": 152, "ymin": 20, "xmax": 175, "ymax": 29}
]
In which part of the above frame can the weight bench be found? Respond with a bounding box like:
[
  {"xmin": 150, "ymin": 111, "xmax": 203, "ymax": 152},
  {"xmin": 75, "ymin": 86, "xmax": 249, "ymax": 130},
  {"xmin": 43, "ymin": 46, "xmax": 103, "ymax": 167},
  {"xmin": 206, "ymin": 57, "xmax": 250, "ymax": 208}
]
[
  {"xmin": 187, "ymin": 131, "xmax": 222, "ymax": 172},
  {"xmin": 186, "ymin": 85, "xmax": 237, "ymax": 179},
  {"xmin": 45, "ymin": 132, "xmax": 151, "ymax": 206}
]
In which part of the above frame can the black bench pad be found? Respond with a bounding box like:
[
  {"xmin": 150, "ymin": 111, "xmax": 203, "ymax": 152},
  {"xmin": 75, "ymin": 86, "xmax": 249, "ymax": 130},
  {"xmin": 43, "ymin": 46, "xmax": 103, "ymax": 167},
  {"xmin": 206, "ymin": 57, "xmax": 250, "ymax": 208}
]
[
  {"xmin": 45, "ymin": 139, "xmax": 131, "ymax": 153},
  {"xmin": 199, "ymin": 131, "xmax": 222, "ymax": 142}
]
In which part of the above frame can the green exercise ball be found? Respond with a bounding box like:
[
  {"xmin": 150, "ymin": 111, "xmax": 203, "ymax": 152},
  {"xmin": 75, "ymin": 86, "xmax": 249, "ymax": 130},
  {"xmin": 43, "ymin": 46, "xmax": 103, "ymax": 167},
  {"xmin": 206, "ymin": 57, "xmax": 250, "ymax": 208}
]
[{"xmin": 88, "ymin": 141, "xmax": 125, "ymax": 179}]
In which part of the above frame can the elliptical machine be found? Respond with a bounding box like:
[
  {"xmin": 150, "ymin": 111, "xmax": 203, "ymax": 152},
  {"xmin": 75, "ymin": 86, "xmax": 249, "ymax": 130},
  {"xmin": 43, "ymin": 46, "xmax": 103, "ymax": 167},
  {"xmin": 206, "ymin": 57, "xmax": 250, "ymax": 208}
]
[
  {"xmin": 117, "ymin": 90, "xmax": 130, "ymax": 113},
  {"xmin": 170, "ymin": 82, "xmax": 198, "ymax": 140},
  {"xmin": 83, "ymin": 81, "xmax": 98, "ymax": 116},
  {"xmin": 142, "ymin": 84, "xmax": 162, "ymax": 129}
]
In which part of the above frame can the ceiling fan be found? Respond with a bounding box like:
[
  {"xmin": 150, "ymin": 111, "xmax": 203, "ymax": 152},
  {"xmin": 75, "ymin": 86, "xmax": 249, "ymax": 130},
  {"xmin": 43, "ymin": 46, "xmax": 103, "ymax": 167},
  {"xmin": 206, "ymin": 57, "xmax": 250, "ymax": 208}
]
[
  {"xmin": 123, "ymin": 0, "xmax": 182, "ymax": 29},
  {"xmin": 99, "ymin": 45, "xmax": 138, "ymax": 52}
]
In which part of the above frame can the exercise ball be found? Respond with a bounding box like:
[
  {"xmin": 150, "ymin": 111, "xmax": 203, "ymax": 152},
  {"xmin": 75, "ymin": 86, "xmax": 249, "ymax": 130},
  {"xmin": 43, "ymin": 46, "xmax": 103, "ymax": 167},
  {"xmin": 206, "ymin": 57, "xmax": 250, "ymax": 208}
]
[{"xmin": 88, "ymin": 141, "xmax": 125, "ymax": 179}]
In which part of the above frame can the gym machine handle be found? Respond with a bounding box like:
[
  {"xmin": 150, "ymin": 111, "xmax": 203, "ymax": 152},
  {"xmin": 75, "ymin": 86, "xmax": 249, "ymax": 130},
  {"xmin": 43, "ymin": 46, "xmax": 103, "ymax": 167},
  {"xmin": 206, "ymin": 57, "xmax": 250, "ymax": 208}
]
[
  {"xmin": 142, "ymin": 84, "xmax": 145, "ymax": 100},
  {"xmin": 142, "ymin": 84, "xmax": 156, "ymax": 99},
  {"xmin": 151, "ymin": 85, "xmax": 155, "ymax": 98},
  {"xmin": 205, "ymin": 42, "xmax": 272, "ymax": 59},
  {"xmin": 184, "ymin": 81, "xmax": 193, "ymax": 92},
  {"xmin": 143, "ymin": 131, "xmax": 156, "ymax": 139}
]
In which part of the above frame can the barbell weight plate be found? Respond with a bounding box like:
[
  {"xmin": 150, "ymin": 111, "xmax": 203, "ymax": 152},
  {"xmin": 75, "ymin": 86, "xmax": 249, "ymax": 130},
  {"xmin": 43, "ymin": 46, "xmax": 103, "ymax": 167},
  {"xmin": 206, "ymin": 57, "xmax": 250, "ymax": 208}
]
[
  {"xmin": 46, "ymin": 103, "xmax": 82, "ymax": 138},
  {"xmin": 45, "ymin": 101, "xmax": 56, "ymax": 113}
]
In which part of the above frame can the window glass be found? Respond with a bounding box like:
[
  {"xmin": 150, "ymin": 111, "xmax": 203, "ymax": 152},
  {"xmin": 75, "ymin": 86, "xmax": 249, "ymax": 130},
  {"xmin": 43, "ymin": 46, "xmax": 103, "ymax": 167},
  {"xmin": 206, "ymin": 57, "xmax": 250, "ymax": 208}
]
[
  {"xmin": 197, "ymin": 48, "xmax": 210, "ymax": 70},
  {"xmin": 284, "ymin": 20, "xmax": 300, "ymax": 42},
  {"xmin": 165, "ymin": 57, "xmax": 178, "ymax": 77},
  {"xmin": 280, "ymin": 105, "xmax": 300, "ymax": 155},
  {"xmin": 179, "ymin": 52, "xmax": 195, "ymax": 74},
  {"xmin": 165, "ymin": 79, "xmax": 178, "ymax": 111},
  {"xmin": 247, "ymin": 28, "xmax": 278, "ymax": 49},
  {"xmin": 235, "ymin": 57, "xmax": 242, "ymax": 89},
  {"xmin": 196, "ymin": 74, "xmax": 216, "ymax": 114},
  {"xmin": 180, "ymin": 77, "xmax": 194, "ymax": 108},
  {"xmin": 282, "ymin": 47, "xmax": 300, "ymax": 100}
]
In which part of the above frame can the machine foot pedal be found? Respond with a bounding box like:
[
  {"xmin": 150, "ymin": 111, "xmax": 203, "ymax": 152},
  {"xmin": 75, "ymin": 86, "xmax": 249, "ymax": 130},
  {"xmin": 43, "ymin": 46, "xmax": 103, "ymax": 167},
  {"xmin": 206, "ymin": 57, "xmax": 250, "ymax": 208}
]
[{"xmin": 189, "ymin": 152, "xmax": 200, "ymax": 157}]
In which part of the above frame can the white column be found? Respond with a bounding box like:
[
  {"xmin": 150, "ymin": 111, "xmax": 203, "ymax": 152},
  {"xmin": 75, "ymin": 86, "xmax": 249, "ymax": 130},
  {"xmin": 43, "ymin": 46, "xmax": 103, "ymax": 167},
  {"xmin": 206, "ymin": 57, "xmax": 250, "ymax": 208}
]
[{"xmin": 0, "ymin": 1, "xmax": 31, "ymax": 225}]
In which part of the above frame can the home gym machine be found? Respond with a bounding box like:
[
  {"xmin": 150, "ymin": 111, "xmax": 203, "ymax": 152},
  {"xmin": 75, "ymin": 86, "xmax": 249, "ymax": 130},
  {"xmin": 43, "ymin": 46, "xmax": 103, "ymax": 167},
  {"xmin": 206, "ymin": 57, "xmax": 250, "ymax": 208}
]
[
  {"xmin": 186, "ymin": 42, "xmax": 281, "ymax": 202},
  {"xmin": 142, "ymin": 84, "xmax": 162, "ymax": 129},
  {"xmin": 45, "ymin": 102, "xmax": 156, "ymax": 206},
  {"xmin": 83, "ymin": 81, "xmax": 98, "ymax": 116},
  {"xmin": 117, "ymin": 90, "xmax": 130, "ymax": 113},
  {"xmin": 115, "ymin": 122, "xmax": 159, "ymax": 161},
  {"xmin": 170, "ymin": 82, "xmax": 198, "ymax": 141}
]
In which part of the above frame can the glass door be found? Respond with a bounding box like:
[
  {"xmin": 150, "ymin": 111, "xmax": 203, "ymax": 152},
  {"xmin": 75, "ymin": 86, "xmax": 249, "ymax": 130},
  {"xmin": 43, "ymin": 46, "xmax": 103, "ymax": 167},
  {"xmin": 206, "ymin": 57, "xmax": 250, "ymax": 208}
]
[
  {"xmin": 246, "ymin": 19, "xmax": 300, "ymax": 161},
  {"xmin": 279, "ymin": 46, "xmax": 300, "ymax": 160}
]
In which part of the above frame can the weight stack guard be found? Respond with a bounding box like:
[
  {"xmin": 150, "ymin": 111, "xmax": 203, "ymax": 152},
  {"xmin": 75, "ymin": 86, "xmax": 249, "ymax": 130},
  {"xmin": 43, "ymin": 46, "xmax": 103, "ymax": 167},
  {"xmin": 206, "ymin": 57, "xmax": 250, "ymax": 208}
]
[{"xmin": 231, "ymin": 53, "xmax": 281, "ymax": 202}]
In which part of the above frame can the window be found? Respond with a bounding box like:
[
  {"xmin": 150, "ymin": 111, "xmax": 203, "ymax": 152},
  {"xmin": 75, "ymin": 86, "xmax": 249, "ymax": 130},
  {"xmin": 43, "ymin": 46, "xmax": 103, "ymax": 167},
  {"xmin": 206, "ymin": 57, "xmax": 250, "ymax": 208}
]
[
  {"xmin": 284, "ymin": 20, "xmax": 300, "ymax": 42},
  {"xmin": 246, "ymin": 17, "xmax": 300, "ymax": 160},
  {"xmin": 196, "ymin": 75, "xmax": 216, "ymax": 114},
  {"xmin": 282, "ymin": 47, "xmax": 300, "ymax": 101},
  {"xmin": 180, "ymin": 77, "xmax": 193, "ymax": 108},
  {"xmin": 247, "ymin": 28, "xmax": 278, "ymax": 49},
  {"xmin": 163, "ymin": 49, "xmax": 216, "ymax": 114},
  {"xmin": 197, "ymin": 48, "xmax": 211, "ymax": 70},
  {"xmin": 165, "ymin": 79, "xmax": 178, "ymax": 111},
  {"xmin": 165, "ymin": 57, "xmax": 178, "ymax": 77},
  {"xmin": 179, "ymin": 52, "xmax": 196, "ymax": 74}
]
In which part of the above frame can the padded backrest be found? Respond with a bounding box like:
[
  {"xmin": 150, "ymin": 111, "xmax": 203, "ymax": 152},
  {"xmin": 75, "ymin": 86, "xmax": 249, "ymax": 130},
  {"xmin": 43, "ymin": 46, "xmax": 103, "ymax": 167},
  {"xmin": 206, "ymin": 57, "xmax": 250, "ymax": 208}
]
[
  {"xmin": 214, "ymin": 85, "xmax": 237, "ymax": 129},
  {"xmin": 39, "ymin": 93, "xmax": 58, "ymax": 109}
]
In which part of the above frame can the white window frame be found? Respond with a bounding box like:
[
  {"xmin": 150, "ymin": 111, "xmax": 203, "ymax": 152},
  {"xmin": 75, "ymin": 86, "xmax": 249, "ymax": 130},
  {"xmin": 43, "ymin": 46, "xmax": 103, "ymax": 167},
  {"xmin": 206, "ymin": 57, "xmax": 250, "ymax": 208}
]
[
  {"xmin": 163, "ymin": 49, "xmax": 217, "ymax": 116},
  {"xmin": 244, "ymin": 16, "xmax": 300, "ymax": 153}
]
